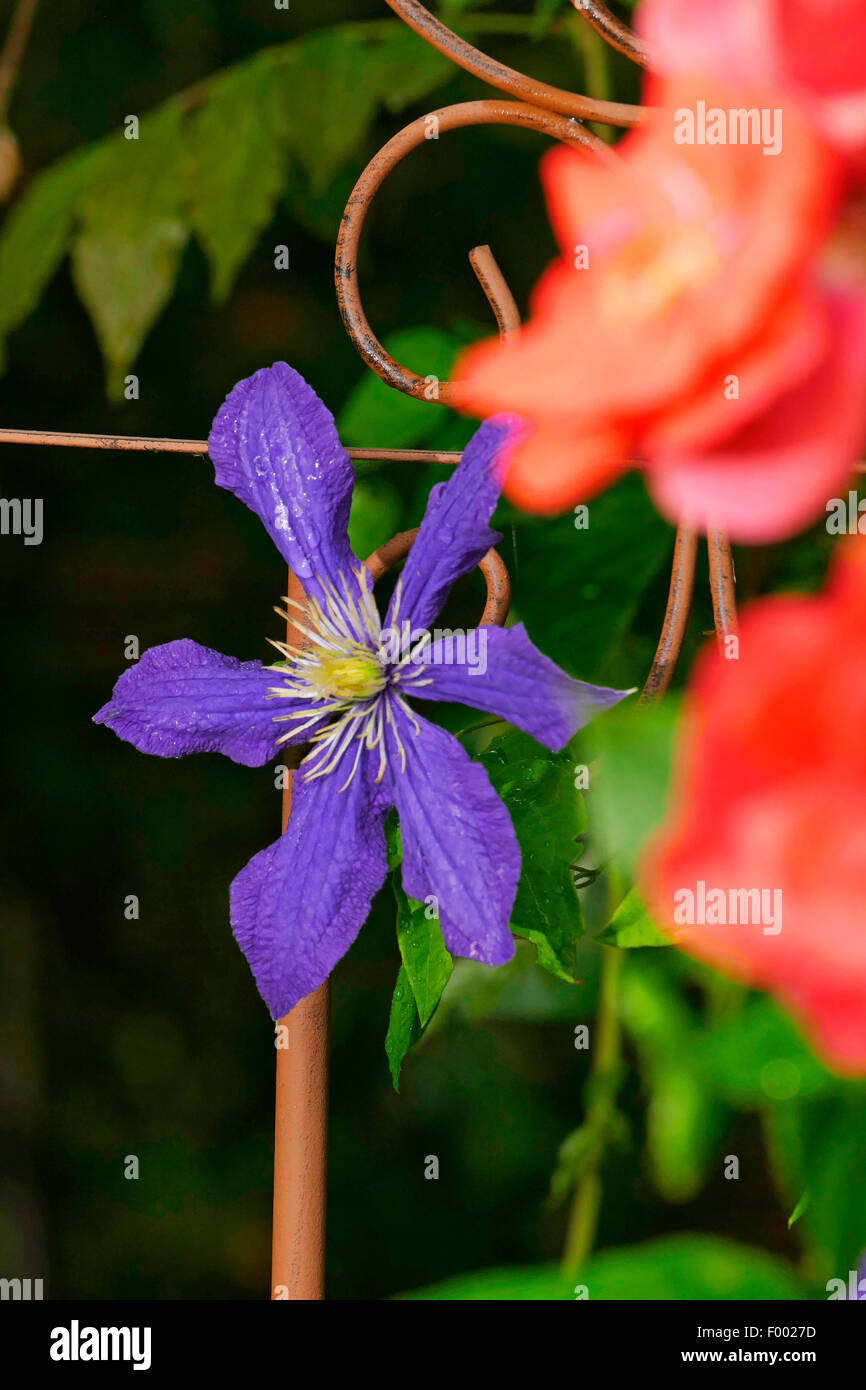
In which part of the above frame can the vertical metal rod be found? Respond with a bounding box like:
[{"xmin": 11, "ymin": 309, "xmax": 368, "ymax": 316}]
[
  {"xmin": 707, "ymin": 530, "xmax": 738, "ymax": 649},
  {"xmin": 271, "ymin": 568, "xmax": 329, "ymax": 1301},
  {"xmin": 639, "ymin": 526, "xmax": 698, "ymax": 703}
]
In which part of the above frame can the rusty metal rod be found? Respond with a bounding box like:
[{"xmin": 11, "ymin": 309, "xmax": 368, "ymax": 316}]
[
  {"xmin": 366, "ymin": 525, "xmax": 511, "ymax": 626},
  {"xmin": 468, "ymin": 244, "xmax": 521, "ymax": 341},
  {"xmin": 272, "ymin": 569, "xmax": 330, "ymax": 1302},
  {"xmin": 0, "ymin": 427, "xmax": 463, "ymax": 466},
  {"xmin": 384, "ymin": 0, "xmax": 647, "ymax": 126},
  {"xmin": 570, "ymin": 0, "xmax": 650, "ymax": 67},
  {"xmin": 271, "ymin": 522, "xmax": 509, "ymax": 1301},
  {"xmin": 707, "ymin": 529, "xmax": 738, "ymax": 650},
  {"xmin": 639, "ymin": 526, "xmax": 698, "ymax": 703},
  {"xmin": 271, "ymin": 980, "xmax": 329, "ymax": 1300},
  {"xmin": 335, "ymin": 99, "xmax": 606, "ymax": 403},
  {"xmin": 0, "ymin": 0, "xmax": 40, "ymax": 121}
]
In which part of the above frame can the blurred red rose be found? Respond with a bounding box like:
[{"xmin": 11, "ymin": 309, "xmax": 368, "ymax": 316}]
[
  {"xmin": 455, "ymin": 78, "xmax": 866, "ymax": 539},
  {"xmin": 640, "ymin": 539, "xmax": 866, "ymax": 1073},
  {"xmin": 639, "ymin": 0, "xmax": 866, "ymax": 170}
]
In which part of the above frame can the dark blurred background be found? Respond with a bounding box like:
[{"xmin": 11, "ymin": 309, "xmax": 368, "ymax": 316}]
[{"xmin": 0, "ymin": 0, "xmax": 851, "ymax": 1300}]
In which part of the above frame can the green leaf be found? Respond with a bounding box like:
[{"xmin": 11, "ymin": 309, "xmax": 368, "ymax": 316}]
[
  {"xmin": 580, "ymin": 1236, "xmax": 804, "ymax": 1300},
  {"xmin": 0, "ymin": 143, "xmax": 102, "ymax": 351},
  {"xmin": 424, "ymin": 942, "xmax": 584, "ymax": 1028},
  {"xmin": 384, "ymin": 812, "xmax": 402, "ymax": 872},
  {"xmin": 618, "ymin": 954, "xmax": 726, "ymax": 1201},
  {"xmin": 384, "ymin": 963, "xmax": 422, "ymax": 1092},
  {"xmin": 0, "ymin": 18, "xmax": 458, "ymax": 375},
  {"xmin": 398, "ymin": 1263, "xmax": 574, "ymax": 1300},
  {"xmin": 511, "ymin": 474, "xmax": 674, "ymax": 685},
  {"xmin": 71, "ymin": 104, "xmax": 189, "ymax": 397},
  {"xmin": 696, "ymin": 998, "xmax": 834, "ymax": 1107},
  {"xmin": 619, "ymin": 952, "xmax": 696, "ymax": 1053},
  {"xmin": 272, "ymin": 26, "xmax": 452, "ymax": 194},
  {"xmin": 366, "ymin": 26, "xmax": 457, "ymax": 113},
  {"xmin": 480, "ymin": 727, "xmax": 586, "ymax": 982},
  {"xmin": 0, "ymin": 17, "xmax": 463, "ymax": 376},
  {"xmin": 789, "ymin": 1191, "xmax": 810, "ymax": 1229},
  {"xmin": 583, "ymin": 694, "xmax": 680, "ymax": 876},
  {"xmin": 347, "ymin": 476, "xmax": 403, "ymax": 565},
  {"xmin": 645, "ymin": 1064, "xmax": 727, "ymax": 1203},
  {"xmin": 188, "ymin": 59, "xmax": 287, "ymax": 302},
  {"xmin": 597, "ymin": 885, "xmax": 671, "ymax": 947},
  {"xmin": 765, "ymin": 1093, "xmax": 866, "ymax": 1276},
  {"xmin": 399, "ymin": 1237, "xmax": 803, "ymax": 1300},
  {"xmin": 594, "ymin": 889, "xmax": 670, "ymax": 945},
  {"xmin": 394, "ymin": 880, "xmax": 453, "ymax": 1027},
  {"xmin": 337, "ymin": 327, "xmax": 463, "ymax": 448}
]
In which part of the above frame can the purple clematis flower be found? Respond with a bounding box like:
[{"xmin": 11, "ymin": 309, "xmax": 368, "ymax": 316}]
[{"xmin": 95, "ymin": 363, "xmax": 629, "ymax": 1018}]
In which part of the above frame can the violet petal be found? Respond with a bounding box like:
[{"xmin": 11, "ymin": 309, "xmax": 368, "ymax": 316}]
[
  {"xmin": 231, "ymin": 746, "xmax": 391, "ymax": 1017},
  {"xmin": 388, "ymin": 702, "xmax": 518, "ymax": 965},
  {"xmin": 387, "ymin": 416, "xmax": 515, "ymax": 631},
  {"xmin": 404, "ymin": 622, "xmax": 631, "ymax": 751},
  {"xmin": 208, "ymin": 361, "xmax": 358, "ymax": 601},
  {"xmin": 94, "ymin": 638, "xmax": 304, "ymax": 767}
]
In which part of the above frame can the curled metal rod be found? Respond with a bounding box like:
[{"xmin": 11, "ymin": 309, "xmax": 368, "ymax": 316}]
[
  {"xmin": 468, "ymin": 244, "xmax": 521, "ymax": 340},
  {"xmin": 336, "ymin": 98, "xmax": 606, "ymax": 403},
  {"xmin": 639, "ymin": 527, "xmax": 698, "ymax": 703},
  {"xmin": 384, "ymin": 0, "xmax": 647, "ymax": 127},
  {"xmin": 365, "ymin": 525, "xmax": 510, "ymax": 627}
]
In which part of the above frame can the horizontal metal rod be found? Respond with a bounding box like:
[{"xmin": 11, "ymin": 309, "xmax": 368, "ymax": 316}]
[
  {"xmin": 0, "ymin": 427, "xmax": 462, "ymax": 465},
  {"xmin": 2, "ymin": 426, "xmax": 862, "ymax": 479}
]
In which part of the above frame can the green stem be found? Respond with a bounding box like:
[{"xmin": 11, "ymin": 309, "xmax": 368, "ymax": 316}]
[
  {"xmin": 455, "ymin": 714, "xmax": 508, "ymax": 740},
  {"xmin": 561, "ymin": 944, "xmax": 623, "ymax": 1279},
  {"xmin": 566, "ymin": 13, "xmax": 615, "ymax": 144}
]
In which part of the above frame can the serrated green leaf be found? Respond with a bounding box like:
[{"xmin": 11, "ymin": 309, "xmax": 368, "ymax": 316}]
[
  {"xmin": 0, "ymin": 17, "xmax": 471, "ymax": 373},
  {"xmin": 597, "ymin": 885, "xmax": 670, "ymax": 948},
  {"xmin": 71, "ymin": 104, "xmax": 189, "ymax": 397},
  {"xmin": 480, "ymin": 727, "xmax": 585, "ymax": 981},
  {"xmin": 0, "ymin": 143, "xmax": 102, "ymax": 346},
  {"xmin": 188, "ymin": 60, "xmax": 287, "ymax": 302},
  {"xmin": 394, "ymin": 880, "xmax": 453, "ymax": 1027},
  {"xmin": 385, "ymin": 962, "xmax": 421, "ymax": 1091}
]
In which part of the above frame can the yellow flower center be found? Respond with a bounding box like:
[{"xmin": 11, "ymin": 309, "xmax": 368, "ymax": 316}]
[
  {"xmin": 601, "ymin": 225, "xmax": 721, "ymax": 324},
  {"xmin": 305, "ymin": 650, "xmax": 385, "ymax": 703}
]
